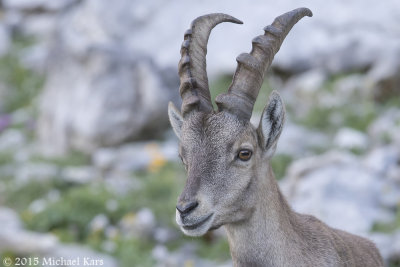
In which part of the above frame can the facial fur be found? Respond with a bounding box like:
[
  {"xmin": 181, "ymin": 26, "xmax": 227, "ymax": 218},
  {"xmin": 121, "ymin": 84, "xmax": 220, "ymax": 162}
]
[{"xmin": 174, "ymin": 111, "xmax": 266, "ymax": 236}]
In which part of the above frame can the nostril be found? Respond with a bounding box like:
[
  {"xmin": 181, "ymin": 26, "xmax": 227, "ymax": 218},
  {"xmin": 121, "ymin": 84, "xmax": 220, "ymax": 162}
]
[{"xmin": 176, "ymin": 201, "xmax": 199, "ymax": 216}]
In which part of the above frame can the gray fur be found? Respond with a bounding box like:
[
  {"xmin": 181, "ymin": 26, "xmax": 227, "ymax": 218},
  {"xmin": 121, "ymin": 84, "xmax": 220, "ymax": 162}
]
[{"xmin": 169, "ymin": 8, "xmax": 384, "ymax": 267}]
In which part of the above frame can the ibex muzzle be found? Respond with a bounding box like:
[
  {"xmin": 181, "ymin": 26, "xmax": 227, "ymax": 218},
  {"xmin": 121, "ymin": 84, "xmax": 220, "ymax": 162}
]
[{"xmin": 169, "ymin": 8, "xmax": 384, "ymax": 266}]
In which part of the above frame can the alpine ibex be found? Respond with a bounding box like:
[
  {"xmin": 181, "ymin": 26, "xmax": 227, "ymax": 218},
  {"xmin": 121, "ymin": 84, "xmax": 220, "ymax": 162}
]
[{"xmin": 168, "ymin": 8, "xmax": 383, "ymax": 266}]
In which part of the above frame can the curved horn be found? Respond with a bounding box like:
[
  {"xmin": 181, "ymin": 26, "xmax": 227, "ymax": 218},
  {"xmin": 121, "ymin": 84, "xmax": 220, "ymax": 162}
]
[
  {"xmin": 179, "ymin": 13, "xmax": 243, "ymax": 116},
  {"xmin": 215, "ymin": 8, "xmax": 312, "ymax": 120}
]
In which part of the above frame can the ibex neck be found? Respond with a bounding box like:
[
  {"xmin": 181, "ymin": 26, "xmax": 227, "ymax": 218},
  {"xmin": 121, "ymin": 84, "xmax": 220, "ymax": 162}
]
[{"xmin": 224, "ymin": 166, "xmax": 299, "ymax": 266}]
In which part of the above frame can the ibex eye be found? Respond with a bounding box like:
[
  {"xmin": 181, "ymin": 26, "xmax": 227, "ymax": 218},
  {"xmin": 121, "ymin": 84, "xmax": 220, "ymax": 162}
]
[{"xmin": 238, "ymin": 149, "xmax": 252, "ymax": 161}]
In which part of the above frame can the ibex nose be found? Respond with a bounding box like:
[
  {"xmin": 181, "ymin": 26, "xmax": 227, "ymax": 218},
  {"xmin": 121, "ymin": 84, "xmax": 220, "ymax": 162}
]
[{"xmin": 176, "ymin": 201, "xmax": 198, "ymax": 217}]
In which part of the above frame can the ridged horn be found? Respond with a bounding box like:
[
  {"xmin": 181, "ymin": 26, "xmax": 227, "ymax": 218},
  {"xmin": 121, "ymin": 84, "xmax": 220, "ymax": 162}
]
[
  {"xmin": 179, "ymin": 13, "xmax": 243, "ymax": 116},
  {"xmin": 215, "ymin": 8, "xmax": 312, "ymax": 120}
]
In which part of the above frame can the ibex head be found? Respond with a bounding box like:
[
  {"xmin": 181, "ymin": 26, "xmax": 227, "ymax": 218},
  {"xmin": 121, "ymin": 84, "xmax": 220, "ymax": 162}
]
[{"xmin": 168, "ymin": 8, "xmax": 312, "ymax": 236}]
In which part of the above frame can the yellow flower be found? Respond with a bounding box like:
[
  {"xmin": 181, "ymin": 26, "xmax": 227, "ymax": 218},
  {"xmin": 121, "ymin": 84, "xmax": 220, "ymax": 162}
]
[{"xmin": 145, "ymin": 143, "xmax": 167, "ymax": 172}]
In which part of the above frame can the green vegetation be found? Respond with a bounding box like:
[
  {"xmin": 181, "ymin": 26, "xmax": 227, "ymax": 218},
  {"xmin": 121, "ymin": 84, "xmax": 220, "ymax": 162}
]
[
  {"xmin": 296, "ymin": 101, "xmax": 377, "ymax": 133},
  {"xmin": 0, "ymin": 34, "xmax": 44, "ymax": 113},
  {"xmin": 115, "ymin": 238, "xmax": 155, "ymax": 267},
  {"xmin": 210, "ymin": 74, "xmax": 274, "ymax": 113},
  {"xmin": 270, "ymin": 154, "xmax": 293, "ymax": 180},
  {"xmin": 372, "ymin": 204, "xmax": 400, "ymax": 234},
  {"xmin": 1, "ymin": 161, "xmax": 231, "ymax": 266},
  {"xmin": 0, "ymin": 151, "xmax": 14, "ymax": 165},
  {"xmin": 3, "ymin": 180, "xmax": 56, "ymax": 211},
  {"xmin": 30, "ymin": 150, "xmax": 91, "ymax": 167},
  {"xmin": 197, "ymin": 237, "xmax": 230, "ymax": 262},
  {"xmin": 25, "ymin": 185, "xmax": 118, "ymax": 240}
]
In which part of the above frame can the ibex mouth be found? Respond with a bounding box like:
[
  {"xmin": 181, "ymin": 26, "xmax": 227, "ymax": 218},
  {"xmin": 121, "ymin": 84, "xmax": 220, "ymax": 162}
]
[{"xmin": 182, "ymin": 213, "xmax": 214, "ymax": 231}]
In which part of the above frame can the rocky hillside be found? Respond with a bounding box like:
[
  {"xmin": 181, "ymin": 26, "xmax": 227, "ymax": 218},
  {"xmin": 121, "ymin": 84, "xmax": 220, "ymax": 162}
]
[{"xmin": 0, "ymin": 0, "xmax": 399, "ymax": 266}]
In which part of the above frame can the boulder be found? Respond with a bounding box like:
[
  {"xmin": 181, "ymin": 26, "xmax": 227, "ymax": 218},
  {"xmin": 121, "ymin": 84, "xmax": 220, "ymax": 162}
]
[
  {"xmin": 333, "ymin": 127, "xmax": 369, "ymax": 151},
  {"xmin": 281, "ymin": 150, "xmax": 397, "ymax": 237},
  {"xmin": 37, "ymin": 52, "xmax": 179, "ymax": 154},
  {"xmin": 3, "ymin": 0, "xmax": 397, "ymax": 155}
]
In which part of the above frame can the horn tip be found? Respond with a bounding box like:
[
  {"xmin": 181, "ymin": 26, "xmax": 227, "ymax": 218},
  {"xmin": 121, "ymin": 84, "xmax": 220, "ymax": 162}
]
[
  {"xmin": 229, "ymin": 16, "xmax": 244, "ymax": 25},
  {"xmin": 221, "ymin": 13, "xmax": 243, "ymax": 24},
  {"xmin": 297, "ymin": 7, "xmax": 313, "ymax": 17}
]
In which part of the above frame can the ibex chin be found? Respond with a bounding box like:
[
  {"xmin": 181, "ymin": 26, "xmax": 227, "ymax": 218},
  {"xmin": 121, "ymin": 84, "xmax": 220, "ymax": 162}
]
[{"xmin": 168, "ymin": 8, "xmax": 383, "ymax": 267}]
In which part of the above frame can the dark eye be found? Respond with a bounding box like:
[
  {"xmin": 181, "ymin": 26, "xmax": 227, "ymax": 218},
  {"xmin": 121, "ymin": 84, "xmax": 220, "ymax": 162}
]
[{"xmin": 238, "ymin": 149, "xmax": 252, "ymax": 161}]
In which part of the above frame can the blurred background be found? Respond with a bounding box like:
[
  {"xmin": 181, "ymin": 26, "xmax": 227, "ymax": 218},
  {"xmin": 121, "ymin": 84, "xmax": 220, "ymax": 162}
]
[{"xmin": 0, "ymin": 0, "xmax": 399, "ymax": 266}]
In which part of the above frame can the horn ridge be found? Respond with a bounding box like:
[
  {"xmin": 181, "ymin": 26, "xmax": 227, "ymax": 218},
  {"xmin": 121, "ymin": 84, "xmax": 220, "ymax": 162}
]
[
  {"xmin": 178, "ymin": 13, "xmax": 243, "ymax": 116},
  {"xmin": 216, "ymin": 7, "xmax": 312, "ymax": 120}
]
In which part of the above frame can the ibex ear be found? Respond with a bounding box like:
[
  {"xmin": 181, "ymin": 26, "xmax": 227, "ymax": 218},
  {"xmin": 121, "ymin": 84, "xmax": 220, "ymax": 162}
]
[
  {"xmin": 168, "ymin": 102, "xmax": 183, "ymax": 140},
  {"xmin": 257, "ymin": 91, "xmax": 285, "ymax": 155}
]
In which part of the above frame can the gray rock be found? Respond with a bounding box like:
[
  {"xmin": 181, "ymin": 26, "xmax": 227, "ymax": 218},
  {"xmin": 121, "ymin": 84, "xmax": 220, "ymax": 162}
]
[
  {"xmin": 104, "ymin": 172, "xmax": 142, "ymax": 195},
  {"xmin": 119, "ymin": 208, "xmax": 156, "ymax": 239},
  {"xmin": 281, "ymin": 151, "xmax": 394, "ymax": 236},
  {"xmin": 152, "ymin": 245, "xmax": 169, "ymax": 263},
  {"xmin": 282, "ymin": 70, "xmax": 326, "ymax": 115},
  {"xmin": 101, "ymin": 240, "xmax": 117, "ymax": 254},
  {"xmin": 0, "ymin": 129, "xmax": 26, "ymax": 151},
  {"xmin": 92, "ymin": 147, "xmax": 117, "ymax": 171},
  {"xmin": 0, "ymin": 207, "xmax": 118, "ymax": 266},
  {"xmin": 28, "ymin": 199, "xmax": 47, "ymax": 214},
  {"xmin": 0, "ymin": 218, "xmax": 58, "ymax": 254},
  {"xmin": 154, "ymin": 227, "xmax": 178, "ymax": 244},
  {"xmin": 276, "ymin": 120, "xmax": 329, "ymax": 157},
  {"xmin": 95, "ymin": 140, "xmax": 179, "ymax": 173},
  {"xmin": 89, "ymin": 214, "xmax": 109, "ymax": 232},
  {"xmin": 0, "ymin": 207, "xmax": 22, "ymax": 230},
  {"xmin": 15, "ymin": 162, "xmax": 58, "ymax": 184},
  {"xmin": 367, "ymin": 52, "xmax": 400, "ymax": 102},
  {"xmin": 333, "ymin": 127, "xmax": 369, "ymax": 151},
  {"xmin": 61, "ymin": 166, "xmax": 98, "ymax": 184},
  {"xmin": 368, "ymin": 108, "xmax": 400, "ymax": 145},
  {"xmin": 388, "ymin": 166, "xmax": 400, "ymax": 183},
  {"xmin": 0, "ymin": 208, "xmax": 58, "ymax": 255},
  {"xmin": 3, "ymin": 0, "xmax": 79, "ymax": 12},
  {"xmin": 27, "ymin": 0, "xmax": 399, "ymax": 156},
  {"xmin": 37, "ymin": 53, "xmax": 179, "ymax": 154},
  {"xmin": 333, "ymin": 74, "xmax": 366, "ymax": 98},
  {"xmin": 363, "ymin": 146, "xmax": 400, "ymax": 176}
]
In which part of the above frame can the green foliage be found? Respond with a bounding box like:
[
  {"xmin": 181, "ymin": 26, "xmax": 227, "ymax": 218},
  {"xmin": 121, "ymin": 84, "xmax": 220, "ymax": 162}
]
[
  {"xmin": 24, "ymin": 185, "xmax": 120, "ymax": 240},
  {"xmin": 30, "ymin": 150, "xmax": 91, "ymax": 167},
  {"xmin": 296, "ymin": 101, "xmax": 377, "ymax": 133},
  {"xmin": 292, "ymin": 73, "xmax": 378, "ymax": 133},
  {"xmin": 0, "ymin": 151, "xmax": 14, "ymax": 165},
  {"xmin": 12, "ymin": 161, "xmax": 231, "ymax": 265},
  {"xmin": 3, "ymin": 180, "xmax": 55, "ymax": 211},
  {"xmin": 372, "ymin": 204, "xmax": 400, "ymax": 234},
  {"xmin": 0, "ymin": 34, "xmax": 44, "ymax": 113},
  {"xmin": 196, "ymin": 237, "xmax": 230, "ymax": 262},
  {"xmin": 270, "ymin": 154, "xmax": 293, "ymax": 180},
  {"xmin": 124, "ymin": 163, "xmax": 185, "ymax": 227},
  {"xmin": 114, "ymin": 238, "xmax": 155, "ymax": 267},
  {"xmin": 209, "ymin": 74, "xmax": 274, "ymax": 113}
]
